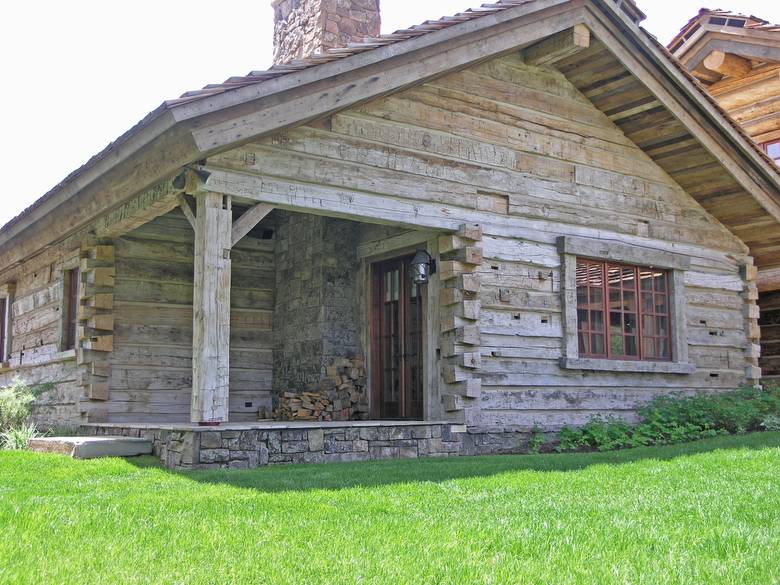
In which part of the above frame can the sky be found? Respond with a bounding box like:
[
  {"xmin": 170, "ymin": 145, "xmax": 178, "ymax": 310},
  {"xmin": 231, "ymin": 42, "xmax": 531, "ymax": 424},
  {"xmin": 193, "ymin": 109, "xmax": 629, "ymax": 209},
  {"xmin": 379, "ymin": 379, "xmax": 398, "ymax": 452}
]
[{"xmin": 1, "ymin": 0, "xmax": 778, "ymax": 227}]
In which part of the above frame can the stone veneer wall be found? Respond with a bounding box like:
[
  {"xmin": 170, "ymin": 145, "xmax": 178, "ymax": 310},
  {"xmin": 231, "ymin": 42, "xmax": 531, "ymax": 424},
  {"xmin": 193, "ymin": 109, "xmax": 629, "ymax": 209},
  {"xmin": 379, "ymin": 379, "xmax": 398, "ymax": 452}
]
[
  {"xmin": 80, "ymin": 422, "xmax": 533, "ymax": 470},
  {"xmin": 272, "ymin": 0, "xmax": 381, "ymax": 64},
  {"xmin": 272, "ymin": 213, "xmax": 362, "ymax": 406}
]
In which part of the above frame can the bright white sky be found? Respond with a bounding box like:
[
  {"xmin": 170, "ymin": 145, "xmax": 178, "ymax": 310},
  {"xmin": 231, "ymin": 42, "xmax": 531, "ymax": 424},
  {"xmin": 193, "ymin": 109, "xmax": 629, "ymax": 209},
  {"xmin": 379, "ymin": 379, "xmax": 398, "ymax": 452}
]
[{"xmin": 1, "ymin": 0, "xmax": 778, "ymax": 227}]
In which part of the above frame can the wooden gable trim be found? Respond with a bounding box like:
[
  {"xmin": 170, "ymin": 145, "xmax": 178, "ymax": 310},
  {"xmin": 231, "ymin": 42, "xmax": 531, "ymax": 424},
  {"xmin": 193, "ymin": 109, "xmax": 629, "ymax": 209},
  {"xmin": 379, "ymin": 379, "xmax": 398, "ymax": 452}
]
[
  {"xmin": 189, "ymin": 2, "xmax": 585, "ymax": 152},
  {"xmin": 0, "ymin": 0, "xmax": 576, "ymax": 272},
  {"xmin": 0, "ymin": 0, "xmax": 778, "ymax": 276}
]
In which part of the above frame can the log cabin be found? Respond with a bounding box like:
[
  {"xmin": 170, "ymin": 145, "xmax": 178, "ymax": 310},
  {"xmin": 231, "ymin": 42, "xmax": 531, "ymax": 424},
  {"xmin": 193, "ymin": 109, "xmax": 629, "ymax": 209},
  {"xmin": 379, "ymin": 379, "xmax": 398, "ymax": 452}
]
[
  {"xmin": 3, "ymin": 0, "xmax": 780, "ymax": 468},
  {"xmin": 669, "ymin": 9, "xmax": 780, "ymax": 383}
]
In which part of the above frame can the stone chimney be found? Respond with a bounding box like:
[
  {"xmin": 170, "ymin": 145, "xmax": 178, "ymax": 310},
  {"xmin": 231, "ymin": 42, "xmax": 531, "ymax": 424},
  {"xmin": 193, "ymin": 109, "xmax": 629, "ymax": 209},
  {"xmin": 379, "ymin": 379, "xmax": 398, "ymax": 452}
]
[{"xmin": 272, "ymin": 0, "xmax": 381, "ymax": 64}]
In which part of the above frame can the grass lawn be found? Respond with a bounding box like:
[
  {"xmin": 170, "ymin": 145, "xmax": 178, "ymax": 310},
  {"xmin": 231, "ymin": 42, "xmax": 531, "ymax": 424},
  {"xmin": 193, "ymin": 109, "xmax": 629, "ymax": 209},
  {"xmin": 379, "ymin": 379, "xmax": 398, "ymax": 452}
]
[{"xmin": 1, "ymin": 433, "xmax": 779, "ymax": 584}]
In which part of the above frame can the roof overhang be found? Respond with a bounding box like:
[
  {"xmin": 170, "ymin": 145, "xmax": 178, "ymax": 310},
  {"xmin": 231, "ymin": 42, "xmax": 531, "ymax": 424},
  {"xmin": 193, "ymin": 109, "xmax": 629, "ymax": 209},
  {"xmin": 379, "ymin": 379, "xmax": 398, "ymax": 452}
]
[
  {"xmin": 674, "ymin": 24, "xmax": 780, "ymax": 71},
  {"xmin": 1, "ymin": 0, "xmax": 779, "ymax": 273}
]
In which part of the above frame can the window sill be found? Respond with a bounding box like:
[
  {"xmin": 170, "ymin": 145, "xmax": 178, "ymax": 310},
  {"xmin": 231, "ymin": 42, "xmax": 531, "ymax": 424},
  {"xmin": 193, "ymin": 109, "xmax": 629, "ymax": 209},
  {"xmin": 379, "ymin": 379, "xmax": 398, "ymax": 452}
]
[
  {"xmin": 0, "ymin": 350, "xmax": 77, "ymax": 374},
  {"xmin": 560, "ymin": 357, "xmax": 696, "ymax": 375}
]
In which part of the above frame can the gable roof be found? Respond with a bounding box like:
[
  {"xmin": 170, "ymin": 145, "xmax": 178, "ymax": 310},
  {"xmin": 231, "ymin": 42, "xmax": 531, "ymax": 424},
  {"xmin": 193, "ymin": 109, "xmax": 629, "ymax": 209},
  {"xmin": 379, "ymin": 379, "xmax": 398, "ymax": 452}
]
[
  {"xmin": 0, "ymin": 0, "xmax": 644, "ymax": 238},
  {"xmin": 2, "ymin": 0, "xmax": 780, "ymax": 272}
]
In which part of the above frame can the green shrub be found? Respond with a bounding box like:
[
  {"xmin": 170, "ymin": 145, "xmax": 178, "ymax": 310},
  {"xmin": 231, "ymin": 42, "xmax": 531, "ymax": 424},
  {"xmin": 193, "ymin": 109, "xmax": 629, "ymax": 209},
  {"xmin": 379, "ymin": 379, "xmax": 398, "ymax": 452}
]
[
  {"xmin": 556, "ymin": 425, "xmax": 587, "ymax": 452},
  {"xmin": 581, "ymin": 417, "xmax": 634, "ymax": 451},
  {"xmin": 0, "ymin": 378, "xmax": 35, "ymax": 432},
  {"xmin": 761, "ymin": 414, "xmax": 780, "ymax": 432},
  {"xmin": 555, "ymin": 385, "xmax": 780, "ymax": 453},
  {"xmin": 0, "ymin": 422, "xmax": 40, "ymax": 450},
  {"xmin": 527, "ymin": 426, "xmax": 547, "ymax": 454}
]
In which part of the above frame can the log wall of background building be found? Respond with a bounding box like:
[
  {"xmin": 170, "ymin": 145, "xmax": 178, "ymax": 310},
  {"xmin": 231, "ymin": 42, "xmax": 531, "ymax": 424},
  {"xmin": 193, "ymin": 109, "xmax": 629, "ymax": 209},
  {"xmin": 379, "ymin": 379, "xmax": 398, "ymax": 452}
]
[
  {"xmin": 707, "ymin": 65, "xmax": 780, "ymax": 386},
  {"xmin": 108, "ymin": 211, "xmax": 275, "ymax": 422},
  {"xmin": 706, "ymin": 63, "xmax": 780, "ymax": 146},
  {"xmin": 207, "ymin": 52, "xmax": 756, "ymax": 430}
]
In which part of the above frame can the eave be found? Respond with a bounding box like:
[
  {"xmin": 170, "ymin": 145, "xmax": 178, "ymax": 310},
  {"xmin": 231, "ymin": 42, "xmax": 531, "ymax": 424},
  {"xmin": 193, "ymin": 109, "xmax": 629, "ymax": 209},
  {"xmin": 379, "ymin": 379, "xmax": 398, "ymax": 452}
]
[
  {"xmin": 1, "ymin": 0, "xmax": 779, "ymax": 273},
  {"xmin": 674, "ymin": 26, "xmax": 780, "ymax": 72}
]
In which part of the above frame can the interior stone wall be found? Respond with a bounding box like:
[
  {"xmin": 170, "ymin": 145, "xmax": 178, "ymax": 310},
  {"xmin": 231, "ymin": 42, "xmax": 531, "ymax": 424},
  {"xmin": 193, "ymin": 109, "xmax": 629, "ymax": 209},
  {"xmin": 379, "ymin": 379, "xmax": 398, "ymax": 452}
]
[{"xmin": 272, "ymin": 212, "xmax": 361, "ymax": 404}]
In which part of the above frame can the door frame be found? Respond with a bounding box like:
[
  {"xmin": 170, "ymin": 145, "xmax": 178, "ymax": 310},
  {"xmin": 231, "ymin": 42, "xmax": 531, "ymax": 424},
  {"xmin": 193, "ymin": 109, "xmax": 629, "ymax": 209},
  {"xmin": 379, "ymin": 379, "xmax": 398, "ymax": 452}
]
[{"xmin": 357, "ymin": 232, "xmax": 441, "ymax": 421}]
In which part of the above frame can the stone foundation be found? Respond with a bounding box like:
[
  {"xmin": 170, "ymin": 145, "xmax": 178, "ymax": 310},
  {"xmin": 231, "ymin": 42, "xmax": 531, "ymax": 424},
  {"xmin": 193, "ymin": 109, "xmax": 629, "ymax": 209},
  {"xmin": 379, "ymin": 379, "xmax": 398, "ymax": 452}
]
[{"xmin": 79, "ymin": 422, "xmax": 532, "ymax": 470}]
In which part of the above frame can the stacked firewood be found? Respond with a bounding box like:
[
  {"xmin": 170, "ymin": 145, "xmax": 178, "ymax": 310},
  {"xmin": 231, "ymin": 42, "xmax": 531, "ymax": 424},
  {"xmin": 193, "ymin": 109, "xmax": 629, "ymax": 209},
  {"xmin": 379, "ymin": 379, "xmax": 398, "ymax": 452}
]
[{"xmin": 275, "ymin": 357, "xmax": 369, "ymax": 421}]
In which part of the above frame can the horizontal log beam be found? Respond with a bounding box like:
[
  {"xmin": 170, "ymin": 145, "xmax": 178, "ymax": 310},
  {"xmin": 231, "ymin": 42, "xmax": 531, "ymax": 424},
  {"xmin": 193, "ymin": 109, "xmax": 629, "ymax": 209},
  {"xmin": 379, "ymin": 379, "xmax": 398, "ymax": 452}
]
[
  {"xmin": 524, "ymin": 24, "xmax": 590, "ymax": 67},
  {"xmin": 702, "ymin": 51, "xmax": 752, "ymax": 78},
  {"xmin": 758, "ymin": 267, "xmax": 780, "ymax": 292},
  {"xmin": 192, "ymin": 166, "xmax": 463, "ymax": 231},
  {"xmin": 96, "ymin": 178, "xmax": 184, "ymax": 238}
]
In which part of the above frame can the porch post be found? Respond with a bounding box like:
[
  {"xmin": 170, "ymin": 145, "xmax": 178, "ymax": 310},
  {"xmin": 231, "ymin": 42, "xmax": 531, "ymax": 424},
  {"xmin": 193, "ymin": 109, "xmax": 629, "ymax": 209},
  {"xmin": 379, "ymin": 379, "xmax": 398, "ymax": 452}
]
[{"xmin": 191, "ymin": 191, "xmax": 232, "ymax": 424}]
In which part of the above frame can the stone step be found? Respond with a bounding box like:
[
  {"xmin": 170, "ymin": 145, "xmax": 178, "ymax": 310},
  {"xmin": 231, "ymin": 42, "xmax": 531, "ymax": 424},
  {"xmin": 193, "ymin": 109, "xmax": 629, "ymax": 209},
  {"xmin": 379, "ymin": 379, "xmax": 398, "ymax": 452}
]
[{"xmin": 28, "ymin": 436, "xmax": 153, "ymax": 459}]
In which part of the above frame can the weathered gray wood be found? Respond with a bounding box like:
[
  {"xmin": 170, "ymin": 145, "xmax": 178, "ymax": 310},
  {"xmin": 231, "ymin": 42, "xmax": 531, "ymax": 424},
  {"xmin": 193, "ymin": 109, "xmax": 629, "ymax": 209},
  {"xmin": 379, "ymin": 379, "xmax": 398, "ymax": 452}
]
[
  {"xmin": 97, "ymin": 180, "xmax": 183, "ymax": 238},
  {"xmin": 560, "ymin": 357, "xmax": 696, "ymax": 374},
  {"xmin": 190, "ymin": 193, "xmax": 233, "ymax": 423},
  {"xmin": 524, "ymin": 24, "xmax": 590, "ymax": 67},
  {"xmin": 557, "ymin": 235, "xmax": 692, "ymax": 270},
  {"xmin": 177, "ymin": 194, "xmax": 197, "ymax": 230},
  {"xmin": 231, "ymin": 203, "xmax": 274, "ymax": 247}
]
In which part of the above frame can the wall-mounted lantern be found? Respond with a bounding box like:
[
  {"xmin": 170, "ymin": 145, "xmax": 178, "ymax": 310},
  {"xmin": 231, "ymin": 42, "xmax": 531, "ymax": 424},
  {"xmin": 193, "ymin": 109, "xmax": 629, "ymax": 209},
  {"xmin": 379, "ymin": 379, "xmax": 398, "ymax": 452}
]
[{"xmin": 410, "ymin": 249, "xmax": 436, "ymax": 285}]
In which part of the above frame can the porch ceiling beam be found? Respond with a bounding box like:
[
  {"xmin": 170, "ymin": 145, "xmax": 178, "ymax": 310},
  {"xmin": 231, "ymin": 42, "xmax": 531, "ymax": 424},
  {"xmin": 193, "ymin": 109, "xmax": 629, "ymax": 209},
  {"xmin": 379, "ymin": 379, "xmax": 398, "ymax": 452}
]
[
  {"xmin": 177, "ymin": 193, "xmax": 197, "ymax": 230},
  {"xmin": 524, "ymin": 24, "xmax": 590, "ymax": 67},
  {"xmin": 231, "ymin": 203, "xmax": 274, "ymax": 247}
]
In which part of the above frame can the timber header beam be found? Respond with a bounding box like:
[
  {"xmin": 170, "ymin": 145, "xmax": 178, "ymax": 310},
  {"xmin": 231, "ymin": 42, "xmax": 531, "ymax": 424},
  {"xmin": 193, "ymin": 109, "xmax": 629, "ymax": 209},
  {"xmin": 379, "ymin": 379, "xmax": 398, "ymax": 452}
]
[
  {"xmin": 524, "ymin": 23, "xmax": 590, "ymax": 67},
  {"xmin": 184, "ymin": 167, "xmax": 275, "ymax": 246},
  {"xmin": 95, "ymin": 178, "xmax": 184, "ymax": 238}
]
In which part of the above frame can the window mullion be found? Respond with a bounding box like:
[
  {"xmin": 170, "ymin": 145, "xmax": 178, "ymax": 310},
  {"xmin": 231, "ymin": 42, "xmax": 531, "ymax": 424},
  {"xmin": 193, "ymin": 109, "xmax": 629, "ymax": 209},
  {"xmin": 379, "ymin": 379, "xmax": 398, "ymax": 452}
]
[
  {"xmin": 603, "ymin": 261, "xmax": 610, "ymax": 360},
  {"xmin": 635, "ymin": 266, "xmax": 643, "ymax": 361}
]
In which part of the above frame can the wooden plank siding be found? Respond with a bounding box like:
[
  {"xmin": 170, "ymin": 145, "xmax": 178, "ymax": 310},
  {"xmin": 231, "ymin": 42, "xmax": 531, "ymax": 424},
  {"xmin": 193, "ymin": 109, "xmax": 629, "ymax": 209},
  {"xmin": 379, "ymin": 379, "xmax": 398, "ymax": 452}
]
[
  {"xmin": 205, "ymin": 52, "xmax": 755, "ymax": 430},
  {"xmin": 108, "ymin": 211, "xmax": 275, "ymax": 422}
]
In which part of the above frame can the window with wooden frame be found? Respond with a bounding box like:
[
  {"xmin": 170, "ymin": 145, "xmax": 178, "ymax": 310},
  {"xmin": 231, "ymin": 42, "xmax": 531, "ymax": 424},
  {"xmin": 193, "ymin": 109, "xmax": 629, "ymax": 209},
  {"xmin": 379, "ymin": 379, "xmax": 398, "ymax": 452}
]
[
  {"xmin": 558, "ymin": 236, "xmax": 694, "ymax": 374},
  {"xmin": 0, "ymin": 283, "xmax": 14, "ymax": 365},
  {"xmin": 63, "ymin": 268, "xmax": 80, "ymax": 351},
  {"xmin": 761, "ymin": 139, "xmax": 780, "ymax": 166},
  {"xmin": 0, "ymin": 297, "xmax": 7, "ymax": 364},
  {"xmin": 576, "ymin": 259, "xmax": 671, "ymax": 361}
]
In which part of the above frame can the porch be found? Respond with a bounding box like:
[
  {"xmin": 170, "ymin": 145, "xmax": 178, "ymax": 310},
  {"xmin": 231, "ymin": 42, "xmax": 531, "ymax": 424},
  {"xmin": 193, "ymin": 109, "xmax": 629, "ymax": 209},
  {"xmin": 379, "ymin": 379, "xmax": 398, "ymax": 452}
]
[
  {"xmin": 76, "ymin": 420, "xmax": 526, "ymax": 470},
  {"xmin": 91, "ymin": 169, "xmax": 484, "ymax": 429}
]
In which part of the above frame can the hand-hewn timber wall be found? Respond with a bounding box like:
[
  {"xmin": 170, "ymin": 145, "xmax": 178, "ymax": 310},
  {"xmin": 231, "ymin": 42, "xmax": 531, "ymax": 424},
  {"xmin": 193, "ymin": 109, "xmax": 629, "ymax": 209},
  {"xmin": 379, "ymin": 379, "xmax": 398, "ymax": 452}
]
[
  {"xmin": 207, "ymin": 52, "xmax": 757, "ymax": 430},
  {"xmin": 109, "ymin": 210, "xmax": 275, "ymax": 422},
  {"xmin": 0, "ymin": 248, "xmax": 83, "ymax": 427}
]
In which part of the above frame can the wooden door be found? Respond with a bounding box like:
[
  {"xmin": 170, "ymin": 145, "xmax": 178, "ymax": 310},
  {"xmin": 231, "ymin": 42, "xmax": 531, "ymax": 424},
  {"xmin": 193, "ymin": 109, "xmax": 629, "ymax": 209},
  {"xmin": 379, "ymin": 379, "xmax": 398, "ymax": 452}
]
[{"xmin": 371, "ymin": 256, "xmax": 424, "ymax": 420}]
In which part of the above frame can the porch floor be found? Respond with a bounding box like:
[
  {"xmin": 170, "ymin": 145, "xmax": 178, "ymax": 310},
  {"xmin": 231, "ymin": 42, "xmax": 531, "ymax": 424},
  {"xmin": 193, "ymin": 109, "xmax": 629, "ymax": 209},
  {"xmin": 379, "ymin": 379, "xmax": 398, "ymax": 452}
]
[
  {"xmin": 77, "ymin": 420, "xmax": 494, "ymax": 469},
  {"xmin": 82, "ymin": 420, "xmax": 458, "ymax": 432}
]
